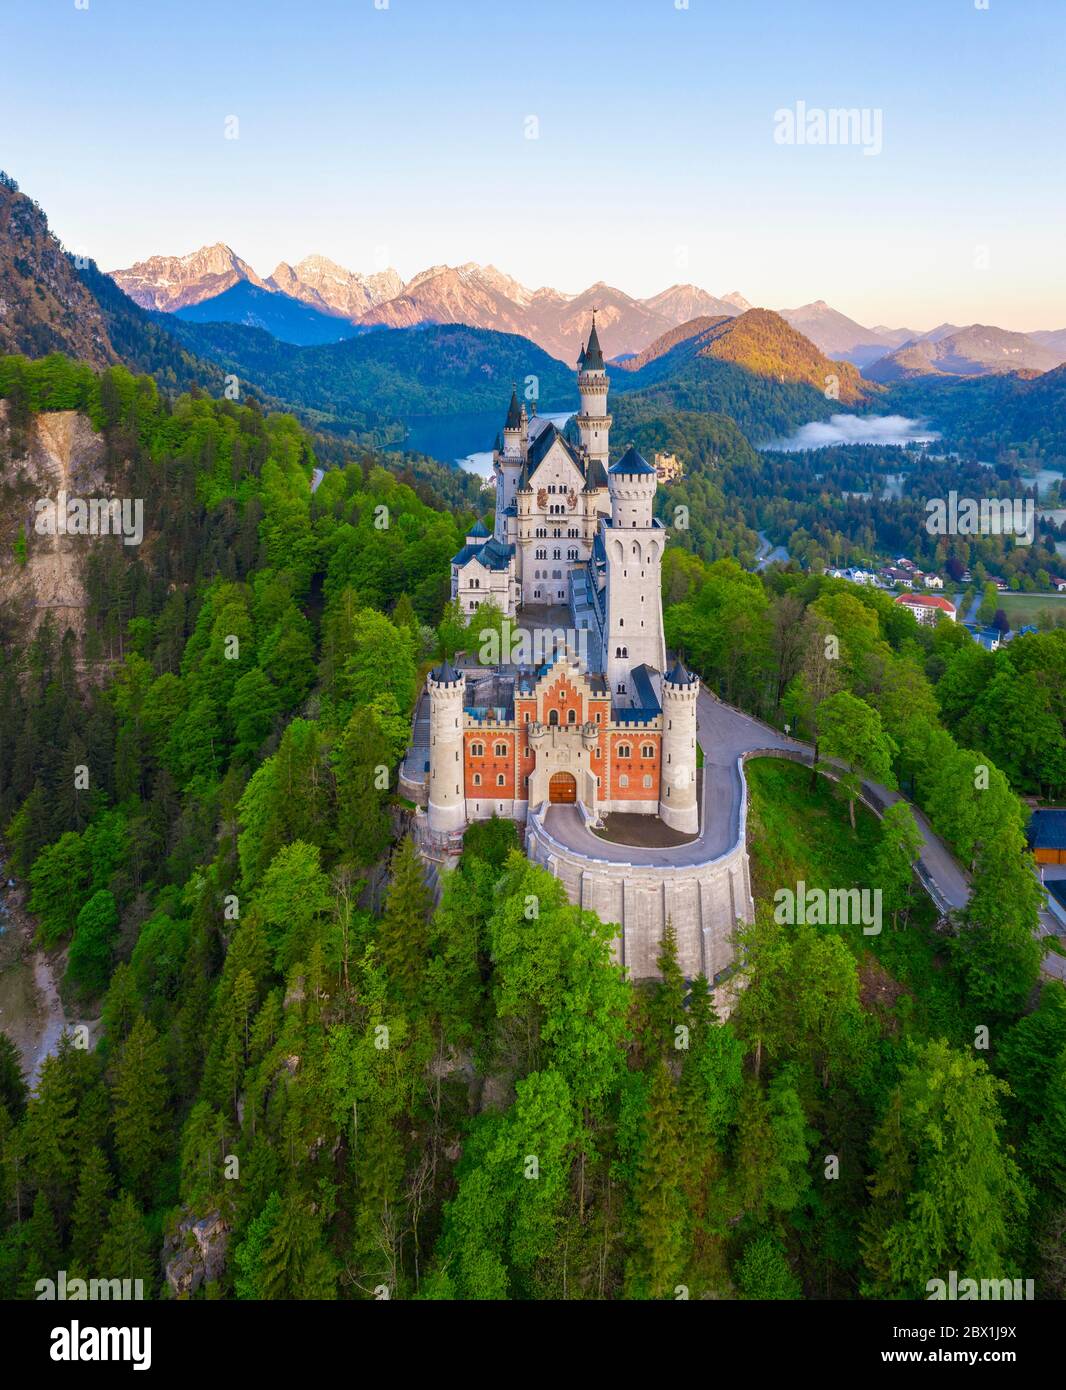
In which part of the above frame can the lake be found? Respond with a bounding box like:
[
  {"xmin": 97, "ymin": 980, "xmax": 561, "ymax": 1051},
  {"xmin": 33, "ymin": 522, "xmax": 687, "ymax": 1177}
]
[{"xmin": 403, "ymin": 410, "xmax": 574, "ymax": 479}]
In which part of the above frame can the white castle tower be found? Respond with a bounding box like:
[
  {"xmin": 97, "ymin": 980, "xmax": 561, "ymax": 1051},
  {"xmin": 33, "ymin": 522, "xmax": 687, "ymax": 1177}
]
[
  {"xmin": 659, "ymin": 660, "xmax": 700, "ymax": 833},
  {"xmin": 426, "ymin": 659, "xmax": 467, "ymax": 835},
  {"xmin": 603, "ymin": 445, "xmax": 667, "ymax": 700},
  {"xmin": 575, "ymin": 314, "xmax": 611, "ymax": 467},
  {"xmin": 494, "ymin": 387, "xmax": 527, "ymax": 540}
]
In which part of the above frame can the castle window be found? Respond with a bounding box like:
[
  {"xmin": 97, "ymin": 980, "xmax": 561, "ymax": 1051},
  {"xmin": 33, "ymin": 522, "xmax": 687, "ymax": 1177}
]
[
  {"xmin": 643, "ymin": 774, "xmax": 653, "ymax": 789},
  {"xmin": 471, "ymin": 742, "xmax": 484, "ymax": 757},
  {"xmin": 617, "ymin": 683, "xmax": 626, "ymax": 694},
  {"xmin": 553, "ymin": 550, "xmax": 561, "ymax": 560},
  {"xmin": 567, "ymin": 709, "xmax": 576, "ymax": 724},
  {"xmin": 618, "ymin": 618, "xmax": 623, "ymax": 628},
  {"xmin": 473, "ymin": 773, "xmax": 481, "ymax": 786},
  {"xmin": 617, "ymin": 744, "xmax": 631, "ymax": 759},
  {"xmin": 615, "ymin": 646, "xmax": 627, "ymax": 659},
  {"xmin": 496, "ymin": 774, "xmax": 505, "ymax": 787},
  {"xmin": 494, "ymin": 742, "xmax": 507, "ymax": 757},
  {"xmin": 549, "ymin": 710, "xmax": 559, "ymax": 725},
  {"xmin": 619, "ymin": 774, "xmax": 629, "ymax": 788},
  {"xmin": 642, "ymin": 744, "xmax": 655, "ymax": 759}
]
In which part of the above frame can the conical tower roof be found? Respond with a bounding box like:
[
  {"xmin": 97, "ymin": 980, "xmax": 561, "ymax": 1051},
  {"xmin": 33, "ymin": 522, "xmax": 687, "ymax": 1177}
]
[{"xmin": 582, "ymin": 314, "xmax": 604, "ymax": 370}]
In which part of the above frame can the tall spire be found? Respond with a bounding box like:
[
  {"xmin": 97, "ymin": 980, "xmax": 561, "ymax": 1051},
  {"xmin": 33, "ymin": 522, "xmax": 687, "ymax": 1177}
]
[
  {"xmin": 582, "ymin": 311, "xmax": 604, "ymax": 371},
  {"xmin": 505, "ymin": 383, "xmax": 523, "ymax": 429}
]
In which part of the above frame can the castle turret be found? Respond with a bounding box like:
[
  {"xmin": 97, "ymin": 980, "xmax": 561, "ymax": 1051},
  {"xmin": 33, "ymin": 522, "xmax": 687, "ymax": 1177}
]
[
  {"xmin": 495, "ymin": 388, "xmax": 527, "ymax": 539},
  {"xmin": 603, "ymin": 445, "xmax": 666, "ymax": 700},
  {"xmin": 427, "ymin": 659, "xmax": 467, "ymax": 835},
  {"xmin": 575, "ymin": 314, "xmax": 611, "ymax": 467},
  {"xmin": 659, "ymin": 660, "xmax": 700, "ymax": 833}
]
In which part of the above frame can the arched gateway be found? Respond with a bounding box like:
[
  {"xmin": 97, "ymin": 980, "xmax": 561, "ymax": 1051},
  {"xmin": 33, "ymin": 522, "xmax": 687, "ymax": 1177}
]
[{"xmin": 548, "ymin": 772, "xmax": 577, "ymax": 804}]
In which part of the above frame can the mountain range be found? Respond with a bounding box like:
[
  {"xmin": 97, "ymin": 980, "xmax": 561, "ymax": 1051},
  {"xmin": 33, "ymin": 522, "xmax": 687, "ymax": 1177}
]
[
  {"xmin": 865, "ymin": 323, "xmax": 1065, "ymax": 383},
  {"xmin": 111, "ymin": 246, "xmax": 753, "ymax": 362},
  {"xmin": 3, "ymin": 170, "xmax": 1065, "ymax": 463},
  {"xmin": 110, "ymin": 244, "xmax": 1066, "ymax": 383}
]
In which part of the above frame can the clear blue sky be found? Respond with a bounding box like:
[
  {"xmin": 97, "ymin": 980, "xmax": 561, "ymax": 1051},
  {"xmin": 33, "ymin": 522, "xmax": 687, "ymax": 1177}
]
[{"xmin": 2, "ymin": 0, "xmax": 1063, "ymax": 331}]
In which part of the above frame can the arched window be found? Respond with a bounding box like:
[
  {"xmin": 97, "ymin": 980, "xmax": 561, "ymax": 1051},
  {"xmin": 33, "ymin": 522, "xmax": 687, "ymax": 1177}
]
[
  {"xmin": 567, "ymin": 708, "xmax": 576, "ymax": 724},
  {"xmin": 494, "ymin": 742, "xmax": 507, "ymax": 757},
  {"xmin": 473, "ymin": 773, "xmax": 481, "ymax": 786},
  {"xmin": 470, "ymin": 742, "xmax": 484, "ymax": 757},
  {"xmin": 641, "ymin": 744, "xmax": 655, "ymax": 759},
  {"xmin": 617, "ymin": 744, "xmax": 631, "ymax": 759},
  {"xmin": 619, "ymin": 774, "xmax": 629, "ymax": 788},
  {"xmin": 549, "ymin": 709, "xmax": 559, "ymax": 725},
  {"xmin": 496, "ymin": 773, "xmax": 505, "ymax": 787},
  {"xmin": 643, "ymin": 774, "xmax": 653, "ymax": 789}
]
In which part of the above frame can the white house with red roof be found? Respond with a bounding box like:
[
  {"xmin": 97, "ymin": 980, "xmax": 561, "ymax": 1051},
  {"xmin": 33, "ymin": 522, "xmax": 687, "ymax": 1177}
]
[{"xmin": 894, "ymin": 593, "xmax": 956, "ymax": 626}]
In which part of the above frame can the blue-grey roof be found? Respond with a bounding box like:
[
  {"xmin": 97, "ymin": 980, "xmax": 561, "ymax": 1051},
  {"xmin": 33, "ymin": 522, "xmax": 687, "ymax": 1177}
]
[
  {"xmin": 581, "ymin": 318, "xmax": 604, "ymax": 371},
  {"xmin": 527, "ymin": 421, "xmax": 584, "ymax": 474},
  {"xmin": 609, "ymin": 445, "xmax": 655, "ymax": 476},
  {"xmin": 467, "ymin": 519, "xmax": 490, "ymax": 538},
  {"xmin": 452, "ymin": 537, "xmax": 514, "ymax": 570},
  {"xmin": 665, "ymin": 659, "xmax": 697, "ymax": 686},
  {"xmin": 1028, "ymin": 810, "xmax": 1066, "ymax": 851},
  {"xmin": 432, "ymin": 659, "xmax": 460, "ymax": 684},
  {"xmin": 583, "ymin": 456, "xmax": 609, "ymax": 491},
  {"xmin": 505, "ymin": 387, "xmax": 523, "ymax": 429},
  {"xmin": 626, "ymin": 663, "xmax": 662, "ymax": 717},
  {"xmin": 503, "ymin": 502, "xmax": 517, "ymax": 516}
]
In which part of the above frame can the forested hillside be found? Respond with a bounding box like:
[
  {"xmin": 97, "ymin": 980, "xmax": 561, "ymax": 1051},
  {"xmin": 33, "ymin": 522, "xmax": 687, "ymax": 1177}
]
[{"xmin": 1, "ymin": 354, "xmax": 1063, "ymax": 1302}]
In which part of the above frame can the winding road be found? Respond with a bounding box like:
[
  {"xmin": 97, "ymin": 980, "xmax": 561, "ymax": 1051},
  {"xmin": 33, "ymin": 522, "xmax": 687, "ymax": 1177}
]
[{"xmin": 542, "ymin": 685, "xmax": 1064, "ymax": 981}]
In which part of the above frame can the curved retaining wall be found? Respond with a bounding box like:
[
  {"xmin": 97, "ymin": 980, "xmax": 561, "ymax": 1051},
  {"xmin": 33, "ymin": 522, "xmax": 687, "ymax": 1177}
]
[{"xmin": 524, "ymin": 749, "xmax": 774, "ymax": 985}]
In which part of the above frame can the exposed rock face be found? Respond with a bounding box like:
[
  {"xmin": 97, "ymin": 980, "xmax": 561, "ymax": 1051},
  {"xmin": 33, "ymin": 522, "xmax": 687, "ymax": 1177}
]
[
  {"xmin": 0, "ymin": 405, "xmax": 109, "ymax": 649},
  {"xmin": 865, "ymin": 323, "xmax": 1064, "ymax": 382},
  {"xmin": 358, "ymin": 269, "xmax": 745, "ymax": 365},
  {"xmin": 108, "ymin": 242, "xmax": 752, "ymax": 364},
  {"xmin": 163, "ymin": 1212, "xmax": 230, "ymax": 1298},
  {"xmin": 0, "ymin": 179, "xmax": 115, "ymax": 367},
  {"xmin": 267, "ymin": 255, "xmax": 403, "ymax": 319},
  {"xmin": 110, "ymin": 243, "xmax": 268, "ymax": 312}
]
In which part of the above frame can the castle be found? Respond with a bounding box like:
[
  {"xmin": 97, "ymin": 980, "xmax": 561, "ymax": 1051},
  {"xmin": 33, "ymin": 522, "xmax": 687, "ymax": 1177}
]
[{"xmin": 429, "ymin": 318, "xmax": 700, "ymax": 838}]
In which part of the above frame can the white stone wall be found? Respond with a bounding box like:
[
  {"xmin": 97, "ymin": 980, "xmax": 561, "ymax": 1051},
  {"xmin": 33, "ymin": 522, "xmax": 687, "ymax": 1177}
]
[
  {"xmin": 525, "ymin": 810, "xmax": 753, "ymax": 1002},
  {"xmin": 603, "ymin": 527, "xmax": 666, "ymax": 698},
  {"xmin": 659, "ymin": 682, "xmax": 699, "ymax": 832},
  {"xmin": 427, "ymin": 676, "xmax": 467, "ymax": 834}
]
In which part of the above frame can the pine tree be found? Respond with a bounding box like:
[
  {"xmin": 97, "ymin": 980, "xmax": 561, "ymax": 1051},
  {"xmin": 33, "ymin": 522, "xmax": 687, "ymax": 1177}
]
[
  {"xmin": 626, "ymin": 1060, "xmax": 689, "ymax": 1299},
  {"xmin": 258, "ymin": 1190, "xmax": 337, "ymax": 1300},
  {"xmin": 649, "ymin": 920, "xmax": 686, "ymax": 1058},
  {"xmin": 97, "ymin": 1191, "xmax": 154, "ymax": 1295},
  {"xmin": 70, "ymin": 1146, "xmax": 113, "ymax": 1272},
  {"xmin": 0, "ymin": 1032, "xmax": 27, "ymax": 1121},
  {"xmin": 112, "ymin": 1017, "xmax": 170, "ymax": 1203},
  {"xmin": 18, "ymin": 1190, "xmax": 60, "ymax": 1299},
  {"xmin": 377, "ymin": 837, "xmax": 432, "ymax": 1001}
]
